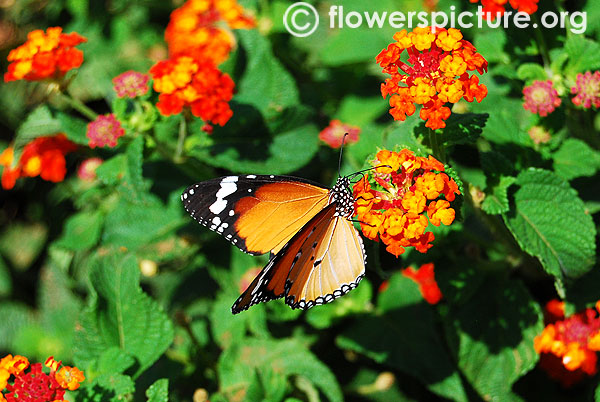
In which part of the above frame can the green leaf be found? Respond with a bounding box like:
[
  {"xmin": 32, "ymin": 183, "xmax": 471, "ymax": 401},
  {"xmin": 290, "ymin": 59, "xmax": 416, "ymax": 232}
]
[
  {"xmin": 189, "ymin": 124, "xmax": 319, "ymax": 174},
  {"xmin": 96, "ymin": 154, "xmax": 127, "ymax": 185},
  {"xmin": 0, "ymin": 302, "xmax": 35, "ymax": 350},
  {"xmin": 447, "ymin": 277, "xmax": 542, "ymax": 402},
  {"xmin": 96, "ymin": 347, "xmax": 136, "ymax": 374},
  {"xmin": 319, "ymin": 27, "xmax": 389, "ymax": 66},
  {"xmin": 503, "ymin": 169, "xmax": 596, "ymax": 279},
  {"xmin": 55, "ymin": 211, "xmax": 104, "ymax": 251},
  {"xmin": 14, "ymin": 106, "xmax": 62, "ymax": 151},
  {"xmin": 440, "ymin": 113, "xmax": 489, "ymax": 147},
  {"xmin": 337, "ymin": 274, "xmax": 467, "ymax": 402},
  {"xmin": 146, "ymin": 379, "xmax": 169, "ymax": 402},
  {"xmin": 236, "ymin": 30, "xmax": 299, "ymax": 119},
  {"xmin": 482, "ymin": 176, "xmax": 516, "ymax": 215},
  {"xmin": 552, "ymin": 138, "xmax": 600, "ymax": 180},
  {"xmin": 74, "ymin": 253, "xmax": 174, "ymax": 377},
  {"xmin": 0, "ymin": 222, "xmax": 48, "ymax": 270},
  {"xmin": 218, "ymin": 338, "xmax": 343, "ymax": 402},
  {"xmin": 335, "ymin": 96, "xmax": 389, "ymax": 126},
  {"xmin": 56, "ymin": 112, "xmax": 89, "ymax": 145},
  {"xmin": 564, "ymin": 35, "xmax": 600, "ymax": 76},
  {"xmin": 516, "ymin": 63, "xmax": 548, "ymax": 83}
]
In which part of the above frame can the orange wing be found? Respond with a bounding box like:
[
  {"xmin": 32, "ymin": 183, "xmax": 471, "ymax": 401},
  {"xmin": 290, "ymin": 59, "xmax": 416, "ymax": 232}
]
[
  {"xmin": 231, "ymin": 203, "xmax": 366, "ymax": 313},
  {"xmin": 182, "ymin": 175, "xmax": 329, "ymax": 255}
]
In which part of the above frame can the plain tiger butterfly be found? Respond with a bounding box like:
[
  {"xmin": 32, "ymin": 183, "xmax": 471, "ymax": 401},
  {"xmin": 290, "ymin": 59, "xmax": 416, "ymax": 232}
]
[{"xmin": 181, "ymin": 173, "xmax": 366, "ymax": 314}]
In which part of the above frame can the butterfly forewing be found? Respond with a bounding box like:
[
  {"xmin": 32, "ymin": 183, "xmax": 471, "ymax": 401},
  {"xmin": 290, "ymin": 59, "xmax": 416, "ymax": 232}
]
[
  {"xmin": 182, "ymin": 175, "xmax": 329, "ymax": 255},
  {"xmin": 231, "ymin": 203, "xmax": 338, "ymax": 314}
]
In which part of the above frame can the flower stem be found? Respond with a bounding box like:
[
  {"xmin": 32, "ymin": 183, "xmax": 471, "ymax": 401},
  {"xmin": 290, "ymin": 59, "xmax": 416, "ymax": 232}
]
[
  {"xmin": 54, "ymin": 90, "xmax": 98, "ymax": 121},
  {"xmin": 175, "ymin": 114, "xmax": 187, "ymax": 163},
  {"xmin": 428, "ymin": 128, "xmax": 445, "ymax": 162},
  {"xmin": 532, "ymin": 16, "xmax": 552, "ymax": 70}
]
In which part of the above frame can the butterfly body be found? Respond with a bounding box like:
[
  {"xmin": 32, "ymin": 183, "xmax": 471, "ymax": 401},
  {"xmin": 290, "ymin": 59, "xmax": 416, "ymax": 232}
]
[{"xmin": 182, "ymin": 174, "xmax": 365, "ymax": 314}]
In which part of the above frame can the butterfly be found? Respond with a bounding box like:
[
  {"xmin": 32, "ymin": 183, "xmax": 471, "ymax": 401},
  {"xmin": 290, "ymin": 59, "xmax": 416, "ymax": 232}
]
[{"xmin": 181, "ymin": 173, "xmax": 366, "ymax": 314}]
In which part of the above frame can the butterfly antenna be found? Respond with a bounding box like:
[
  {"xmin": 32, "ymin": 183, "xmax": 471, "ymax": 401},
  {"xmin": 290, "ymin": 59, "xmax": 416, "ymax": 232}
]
[
  {"xmin": 337, "ymin": 133, "xmax": 349, "ymax": 178},
  {"xmin": 347, "ymin": 165, "xmax": 393, "ymax": 180}
]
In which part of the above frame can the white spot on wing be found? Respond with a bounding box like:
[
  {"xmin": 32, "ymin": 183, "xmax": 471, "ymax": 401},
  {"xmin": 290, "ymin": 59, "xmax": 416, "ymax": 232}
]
[
  {"xmin": 209, "ymin": 199, "xmax": 227, "ymax": 214},
  {"xmin": 209, "ymin": 176, "xmax": 239, "ymax": 214},
  {"xmin": 212, "ymin": 216, "xmax": 221, "ymax": 226},
  {"xmin": 247, "ymin": 175, "xmax": 256, "ymax": 179}
]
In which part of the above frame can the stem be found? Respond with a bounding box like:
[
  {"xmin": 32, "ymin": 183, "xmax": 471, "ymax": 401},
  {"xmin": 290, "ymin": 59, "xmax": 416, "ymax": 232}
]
[
  {"xmin": 175, "ymin": 114, "xmax": 187, "ymax": 163},
  {"xmin": 55, "ymin": 91, "xmax": 98, "ymax": 121},
  {"xmin": 532, "ymin": 16, "xmax": 551, "ymax": 70},
  {"xmin": 428, "ymin": 128, "xmax": 445, "ymax": 162}
]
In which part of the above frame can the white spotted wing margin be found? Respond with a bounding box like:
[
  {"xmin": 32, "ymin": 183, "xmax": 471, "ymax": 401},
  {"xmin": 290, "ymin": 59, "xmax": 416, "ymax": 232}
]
[
  {"xmin": 231, "ymin": 203, "xmax": 366, "ymax": 314},
  {"xmin": 181, "ymin": 174, "xmax": 328, "ymax": 256}
]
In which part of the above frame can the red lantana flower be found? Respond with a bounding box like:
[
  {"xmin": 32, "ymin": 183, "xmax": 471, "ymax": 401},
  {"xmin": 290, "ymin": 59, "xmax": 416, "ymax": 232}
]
[
  {"xmin": 469, "ymin": 0, "xmax": 539, "ymax": 20},
  {"xmin": 165, "ymin": 0, "xmax": 255, "ymax": 66},
  {"xmin": 0, "ymin": 134, "xmax": 77, "ymax": 190},
  {"xmin": 402, "ymin": 263, "xmax": 442, "ymax": 304},
  {"xmin": 571, "ymin": 71, "xmax": 600, "ymax": 109},
  {"xmin": 149, "ymin": 56, "xmax": 234, "ymax": 126},
  {"xmin": 377, "ymin": 27, "xmax": 488, "ymax": 129},
  {"xmin": 4, "ymin": 27, "xmax": 86, "ymax": 82},
  {"xmin": 87, "ymin": 114, "xmax": 126, "ymax": 148},
  {"xmin": 0, "ymin": 354, "xmax": 84, "ymax": 401},
  {"xmin": 112, "ymin": 70, "xmax": 150, "ymax": 98},
  {"xmin": 523, "ymin": 80, "xmax": 561, "ymax": 117},
  {"xmin": 534, "ymin": 300, "xmax": 600, "ymax": 387},
  {"xmin": 319, "ymin": 120, "xmax": 361, "ymax": 148},
  {"xmin": 353, "ymin": 149, "xmax": 460, "ymax": 257}
]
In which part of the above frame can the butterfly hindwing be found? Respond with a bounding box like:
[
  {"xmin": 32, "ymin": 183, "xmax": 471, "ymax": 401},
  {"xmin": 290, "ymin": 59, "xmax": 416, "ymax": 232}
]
[
  {"xmin": 284, "ymin": 213, "xmax": 366, "ymax": 310},
  {"xmin": 182, "ymin": 175, "xmax": 329, "ymax": 255},
  {"xmin": 231, "ymin": 203, "xmax": 338, "ymax": 314}
]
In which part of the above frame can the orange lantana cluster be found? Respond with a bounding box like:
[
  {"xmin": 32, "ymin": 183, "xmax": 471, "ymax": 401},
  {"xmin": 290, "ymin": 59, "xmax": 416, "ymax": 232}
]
[
  {"xmin": 4, "ymin": 27, "xmax": 86, "ymax": 82},
  {"xmin": 165, "ymin": 0, "xmax": 255, "ymax": 65},
  {"xmin": 1, "ymin": 354, "xmax": 84, "ymax": 401},
  {"xmin": 469, "ymin": 0, "xmax": 538, "ymax": 19},
  {"xmin": 0, "ymin": 134, "xmax": 77, "ymax": 190},
  {"xmin": 353, "ymin": 149, "xmax": 460, "ymax": 257},
  {"xmin": 377, "ymin": 27, "xmax": 488, "ymax": 129},
  {"xmin": 150, "ymin": 56, "xmax": 234, "ymax": 125},
  {"xmin": 534, "ymin": 300, "xmax": 600, "ymax": 387}
]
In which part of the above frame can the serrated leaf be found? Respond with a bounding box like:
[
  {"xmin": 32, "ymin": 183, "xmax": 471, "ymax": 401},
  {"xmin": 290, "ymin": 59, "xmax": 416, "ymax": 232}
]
[
  {"xmin": 440, "ymin": 113, "xmax": 489, "ymax": 146},
  {"xmin": 94, "ymin": 373, "xmax": 135, "ymax": 399},
  {"xmin": 516, "ymin": 63, "xmax": 548, "ymax": 83},
  {"xmin": 335, "ymin": 96, "xmax": 388, "ymax": 126},
  {"xmin": 97, "ymin": 347, "xmax": 136, "ymax": 374},
  {"xmin": 564, "ymin": 35, "xmax": 600, "ymax": 76},
  {"xmin": 146, "ymin": 378, "xmax": 169, "ymax": 402},
  {"xmin": 55, "ymin": 211, "xmax": 103, "ymax": 251},
  {"xmin": 482, "ymin": 176, "xmax": 516, "ymax": 215},
  {"xmin": 503, "ymin": 169, "xmax": 596, "ymax": 278},
  {"xmin": 14, "ymin": 106, "xmax": 62, "ymax": 151},
  {"xmin": 236, "ymin": 30, "xmax": 299, "ymax": 119},
  {"xmin": 74, "ymin": 253, "xmax": 174, "ymax": 377},
  {"xmin": 552, "ymin": 138, "xmax": 600, "ymax": 180},
  {"xmin": 337, "ymin": 274, "xmax": 467, "ymax": 402},
  {"xmin": 96, "ymin": 154, "xmax": 127, "ymax": 185},
  {"xmin": 56, "ymin": 112, "xmax": 89, "ymax": 145},
  {"xmin": 218, "ymin": 338, "xmax": 343, "ymax": 402},
  {"xmin": 447, "ymin": 277, "xmax": 542, "ymax": 402}
]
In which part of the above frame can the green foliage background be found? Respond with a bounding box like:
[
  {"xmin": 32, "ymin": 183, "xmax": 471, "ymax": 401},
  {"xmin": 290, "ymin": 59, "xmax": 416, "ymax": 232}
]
[{"xmin": 0, "ymin": 0, "xmax": 599, "ymax": 401}]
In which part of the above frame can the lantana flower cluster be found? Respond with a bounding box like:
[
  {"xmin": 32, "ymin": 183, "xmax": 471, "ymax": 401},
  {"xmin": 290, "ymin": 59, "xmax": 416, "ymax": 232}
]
[
  {"xmin": 150, "ymin": 56, "xmax": 234, "ymax": 125},
  {"xmin": 377, "ymin": 27, "xmax": 488, "ymax": 129},
  {"xmin": 353, "ymin": 149, "xmax": 460, "ymax": 257},
  {"xmin": 571, "ymin": 71, "xmax": 600, "ymax": 109},
  {"xmin": 165, "ymin": 0, "xmax": 255, "ymax": 66},
  {"xmin": 0, "ymin": 354, "xmax": 84, "ymax": 401},
  {"xmin": 468, "ymin": 0, "xmax": 539, "ymax": 19},
  {"xmin": 534, "ymin": 300, "xmax": 600, "ymax": 387},
  {"xmin": 4, "ymin": 27, "xmax": 86, "ymax": 82},
  {"xmin": 522, "ymin": 80, "xmax": 561, "ymax": 117},
  {"xmin": 0, "ymin": 134, "xmax": 77, "ymax": 190}
]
